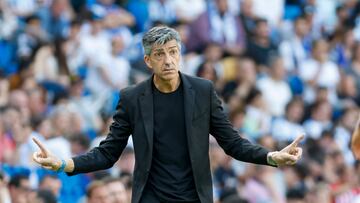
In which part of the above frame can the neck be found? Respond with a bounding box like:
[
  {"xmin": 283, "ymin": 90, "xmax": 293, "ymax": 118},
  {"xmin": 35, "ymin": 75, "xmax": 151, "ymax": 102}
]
[{"xmin": 153, "ymin": 73, "xmax": 180, "ymax": 93}]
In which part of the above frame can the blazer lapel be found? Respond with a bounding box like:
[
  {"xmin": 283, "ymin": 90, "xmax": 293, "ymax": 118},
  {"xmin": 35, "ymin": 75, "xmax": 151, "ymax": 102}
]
[
  {"xmin": 139, "ymin": 77, "xmax": 154, "ymax": 154},
  {"xmin": 181, "ymin": 73, "xmax": 196, "ymax": 154}
]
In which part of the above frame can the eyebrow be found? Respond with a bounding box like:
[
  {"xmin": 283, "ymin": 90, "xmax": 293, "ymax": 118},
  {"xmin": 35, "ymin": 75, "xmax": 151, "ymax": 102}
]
[
  {"xmin": 153, "ymin": 49, "xmax": 164, "ymax": 52},
  {"xmin": 153, "ymin": 46, "xmax": 178, "ymax": 52}
]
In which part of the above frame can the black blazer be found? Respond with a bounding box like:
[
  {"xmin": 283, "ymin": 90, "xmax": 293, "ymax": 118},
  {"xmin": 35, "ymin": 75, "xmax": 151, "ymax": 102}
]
[{"xmin": 68, "ymin": 73, "xmax": 270, "ymax": 203}]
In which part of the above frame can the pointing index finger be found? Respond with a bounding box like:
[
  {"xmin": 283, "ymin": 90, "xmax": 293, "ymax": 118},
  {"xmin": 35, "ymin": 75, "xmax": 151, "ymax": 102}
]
[
  {"xmin": 290, "ymin": 134, "xmax": 305, "ymax": 147},
  {"xmin": 32, "ymin": 137, "xmax": 48, "ymax": 155}
]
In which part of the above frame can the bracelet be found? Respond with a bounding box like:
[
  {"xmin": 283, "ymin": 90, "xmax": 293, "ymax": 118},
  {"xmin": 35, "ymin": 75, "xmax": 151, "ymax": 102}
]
[{"xmin": 56, "ymin": 159, "xmax": 66, "ymax": 173}]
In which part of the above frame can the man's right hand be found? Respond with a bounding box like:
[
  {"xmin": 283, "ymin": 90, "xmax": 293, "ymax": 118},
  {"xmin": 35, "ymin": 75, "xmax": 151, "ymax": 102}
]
[
  {"xmin": 32, "ymin": 137, "xmax": 62, "ymax": 171},
  {"xmin": 268, "ymin": 134, "xmax": 304, "ymax": 166}
]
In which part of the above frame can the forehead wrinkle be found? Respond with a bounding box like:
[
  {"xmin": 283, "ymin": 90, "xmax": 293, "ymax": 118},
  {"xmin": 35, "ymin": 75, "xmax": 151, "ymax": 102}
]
[{"xmin": 152, "ymin": 41, "xmax": 179, "ymax": 52}]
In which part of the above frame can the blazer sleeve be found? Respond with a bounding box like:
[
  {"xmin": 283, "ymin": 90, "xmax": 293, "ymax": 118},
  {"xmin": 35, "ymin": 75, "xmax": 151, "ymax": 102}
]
[
  {"xmin": 209, "ymin": 83, "xmax": 270, "ymax": 165},
  {"xmin": 67, "ymin": 91, "xmax": 132, "ymax": 175}
]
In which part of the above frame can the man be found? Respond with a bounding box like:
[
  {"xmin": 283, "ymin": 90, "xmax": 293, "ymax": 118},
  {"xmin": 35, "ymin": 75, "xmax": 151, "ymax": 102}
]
[
  {"xmin": 39, "ymin": 174, "xmax": 62, "ymax": 199},
  {"xmin": 351, "ymin": 115, "xmax": 360, "ymax": 159},
  {"xmin": 86, "ymin": 180, "xmax": 111, "ymax": 203},
  {"xmin": 33, "ymin": 26, "xmax": 303, "ymax": 203},
  {"xmin": 104, "ymin": 177, "xmax": 128, "ymax": 203},
  {"xmin": 8, "ymin": 174, "xmax": 35, "ymax": 203}
]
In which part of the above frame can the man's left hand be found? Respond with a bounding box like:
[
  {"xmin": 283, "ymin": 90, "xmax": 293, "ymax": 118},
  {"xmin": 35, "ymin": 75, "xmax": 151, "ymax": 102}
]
[{"xmin": 268, "ymin": 134, "xmax": 304, "ymax": 166}]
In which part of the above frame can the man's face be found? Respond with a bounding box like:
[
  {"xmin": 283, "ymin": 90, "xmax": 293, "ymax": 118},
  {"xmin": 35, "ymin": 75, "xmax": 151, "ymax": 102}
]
[
  {"xmin": 107, "ymin": 181, "xmax": 127, "ymax": 203},
  {"xmin": 255, "ymin": 21, "xmax": 270, "ymax": 39},
  {"xmin": 39, "ymin": 176, "xmax": 62, "ymax": 196},
  {"xmin": 216, "ymin": 0, "xmax": 228, "ymax": 14},
  {"xmin": 295, "ymin": 19, "xmax": 309, "ymax": 37},
  {"xmin": 88, "ymin": 186, "xmax": 111, "ymax": 203},
  {"xmin": 10, "ymin": 179, "xmax": 32, "ymax": 203},
  {"xmin": 144, "ymin": 39, "xmax": 181, "ymax": 82},
  {"xmin": 312, "ymin": 40, "xmax": 329, "ymax": 62}
]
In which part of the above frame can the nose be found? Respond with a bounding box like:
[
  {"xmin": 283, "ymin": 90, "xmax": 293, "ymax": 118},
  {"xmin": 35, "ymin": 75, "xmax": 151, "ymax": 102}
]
[{"xmin": 164, "ymin": 52, "xmax": 171, "ymax": 65}]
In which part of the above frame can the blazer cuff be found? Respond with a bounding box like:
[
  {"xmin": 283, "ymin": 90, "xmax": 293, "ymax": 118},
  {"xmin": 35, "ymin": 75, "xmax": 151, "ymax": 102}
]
[{"xmin": 267, "ymin": 151, "xmax": 278, "ymax": 167}]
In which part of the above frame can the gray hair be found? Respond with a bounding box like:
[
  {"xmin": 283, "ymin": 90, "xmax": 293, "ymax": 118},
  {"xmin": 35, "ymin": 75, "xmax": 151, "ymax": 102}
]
[{"xmin": 142, "ymin": 26, "xmax": 181, "ymax": 55}]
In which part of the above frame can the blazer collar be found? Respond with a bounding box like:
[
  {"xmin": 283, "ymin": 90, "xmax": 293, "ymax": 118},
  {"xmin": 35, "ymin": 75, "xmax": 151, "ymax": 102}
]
[{"xmin": 141, "ymin": 72, "xmax": 193, "ymax": 95}]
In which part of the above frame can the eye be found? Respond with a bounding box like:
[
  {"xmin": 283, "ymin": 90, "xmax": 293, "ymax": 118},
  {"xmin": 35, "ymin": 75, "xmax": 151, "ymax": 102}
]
[
  {"xmin": 155, "ymin": 52, "xmax": 164, "ymax": 57},
  {"xmin": 169, "ymin": 49, "xmax": 177, "ymax": 55}
]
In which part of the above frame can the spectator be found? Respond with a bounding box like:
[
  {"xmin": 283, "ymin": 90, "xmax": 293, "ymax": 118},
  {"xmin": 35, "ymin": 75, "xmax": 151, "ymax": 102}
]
[
  {"xmin": 113, "ymin": 147, "xmax": 135, "ymax": 177},
  {"xmin": 84, "ymin": 35, "xmax": 131, "ymax": 113},
  {"xmin": 36, "ymin": 189, "xmax": 57, "ymax": 203},
  {"xmin": 91, "ymin": 0, "xmax": 135, "ymax": 29},
  {"xmin": 86, "ymin": 180, "xmax": 111, "ymax": 203},
  {"xmin": 17, "ymin": 116, "xmax": 46, "ymax": 168},
  {"xmin": 245, "ymin": 18, "xmax": 278, "ymax": 69},
  {"xmin": 7, "ymin": 0, "xmax": 39, "ymax": 17},
  {"xmin": 329, "ymin": 27, "xmax": 355, "ymax": 69},
  {"xmin": 69, "ymin": 133, "xmax": 90, "ymax": 156},
  {"xmin": 299, "ymin": 39, "xmax": 340, "ymax": 104},
  {"xmin": 104, "ymin": 177, "xmax": 128, "ymax": 203},
  {"xmin": 256, "ymin": 56, "xmax": 292, "ymax": 116},
  {"xmin": 44, "ymin": 107, "xmax": 72, "ymax": 159},
  {"xmin": 187, "ymin": 0, "xmax": 246, "ymax": 55},
  {"xmin": 238, "ymin": 0, "xmax": 258, "ymax": 36},
  {"xmin": 8, "ymin": 174, "xmax": 33, "ymax": 203},
  {"xmin": 47, "ymin": 0, "xmax": 74, "ymax": 38},
  {"xmin": 303, "ymin": 100, "xmax": 333, "ymax": 139},
  {"xmin": 242, "ymin": 88, "xmax": 272, "ymax": 140},
  {"xmin": 147, "ymin": 0, "xmax": 177, "ymax": 26},
  {"xmin": 252, "ymin": 0, "xmax": 284, "ymax": 27},
  {"xmin": 17, "ymin": 15, "xmax": 49, "ymax": 62},
  {"xmin": 79, "ymin": 13, "xmax": 110, "ymax": 69},
  {"xmin": 184, "ymin": 42, "xmax": 224, "ymax": 81},
  {"xmin": 196, "ymin": 61, "xmax": 218, "ymax": 87},
  {"xmin": 31, "ymin": 43, "xmax": 61, "ymax": 83},
  {"xmin": 346, "ymin": 42, "xmax": 360, "ymax": 93},
  {"xmin": 39, "ymin": 174, "xmax": 62, "ymax": 199},
  {"xmin": 0, "ymin": 1, "xmax": 18, "ymax": 41},
  {"xmin": 172, "ymin": 0, "xmax": 205, "ymax": 23},
  {"xmin": 279, "ymin": 16, "xmax": 311, "ymax": 73},
  {"xmin": 222, "ymin": 57, "xmax": 257, "ymax": 102},
  {"xmin": 337, "ymin": 74, "xmax": 360, "ymax": 107},
  {"xmin": 229, "ymin": 106, "xmax": 246, "ymax": 134},
  {"xmin": 334, "ymin": 107, "xmax": 359, "ymax": 166},
  {"xmin": 272, "ymin": 97, "xmax": 305, "ymax": 143},
  {"xmin": 63, "ymin": 20, "xmax": 86, "ymax": 76}
]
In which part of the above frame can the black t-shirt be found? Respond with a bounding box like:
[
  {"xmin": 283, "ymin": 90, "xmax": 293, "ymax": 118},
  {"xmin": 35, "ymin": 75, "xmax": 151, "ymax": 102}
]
[
  {"xmin": 245, "ymin": 39, "xmax": 278, "ymax": 66},
  {"xmin": 147, "ymin": 81, "xmax": 199, "ymax": 202}
]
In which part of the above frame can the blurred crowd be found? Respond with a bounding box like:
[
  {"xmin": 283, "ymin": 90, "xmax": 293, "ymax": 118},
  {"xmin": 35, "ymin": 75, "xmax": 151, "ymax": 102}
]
[{"xmin": 0, "ymin": 0, "xmax": 360, "ymax": 202}]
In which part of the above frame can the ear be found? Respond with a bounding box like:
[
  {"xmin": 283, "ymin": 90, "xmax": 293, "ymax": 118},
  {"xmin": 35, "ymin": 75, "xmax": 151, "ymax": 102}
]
[{"xmin": 144, "ymin": 55, "xmax": 153, "ymax": 70}]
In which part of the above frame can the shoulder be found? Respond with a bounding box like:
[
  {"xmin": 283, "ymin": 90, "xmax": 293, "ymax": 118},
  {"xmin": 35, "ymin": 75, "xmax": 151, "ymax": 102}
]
[
  {"xmin": 182, "ymin": 73, "xmax": 213, "ymax": 90},
  {"xmin": 120, "ymin": 77, "xmax": 151, "ymax": 100}
]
